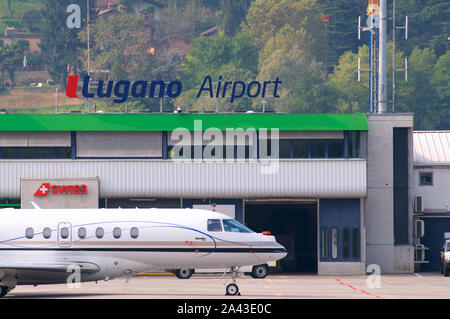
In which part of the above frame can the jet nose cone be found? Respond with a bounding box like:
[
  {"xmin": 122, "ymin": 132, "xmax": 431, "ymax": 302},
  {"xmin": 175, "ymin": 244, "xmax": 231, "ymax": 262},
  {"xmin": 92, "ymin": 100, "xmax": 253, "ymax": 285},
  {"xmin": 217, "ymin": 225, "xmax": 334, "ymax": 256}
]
[
  {"xmin": 275, "ymin": 243, "xmax": 288, "ymax": 260},
  {"xmin": 256, "ymin": 234, "xmax": 288, "ymax": 263}
]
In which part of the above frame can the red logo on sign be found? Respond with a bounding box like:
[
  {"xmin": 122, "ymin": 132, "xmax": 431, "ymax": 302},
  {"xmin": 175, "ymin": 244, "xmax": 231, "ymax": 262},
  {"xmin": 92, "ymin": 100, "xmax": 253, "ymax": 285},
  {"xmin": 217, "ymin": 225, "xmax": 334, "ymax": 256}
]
[
  {"xmin": 34, "ymin": 183, "xmax": 50, "ymax": 196},
  {"xmin": 33, "ymin": 183, "xmax": 87, "ymax": 197}
]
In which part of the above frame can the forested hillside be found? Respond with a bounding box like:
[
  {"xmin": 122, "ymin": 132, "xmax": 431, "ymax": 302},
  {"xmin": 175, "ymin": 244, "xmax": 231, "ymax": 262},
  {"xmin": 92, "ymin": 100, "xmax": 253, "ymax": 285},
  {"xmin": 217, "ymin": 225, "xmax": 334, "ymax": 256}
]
[{"xmin": 0, "ymin": 0, "xmax": 448, "ymax": 129}]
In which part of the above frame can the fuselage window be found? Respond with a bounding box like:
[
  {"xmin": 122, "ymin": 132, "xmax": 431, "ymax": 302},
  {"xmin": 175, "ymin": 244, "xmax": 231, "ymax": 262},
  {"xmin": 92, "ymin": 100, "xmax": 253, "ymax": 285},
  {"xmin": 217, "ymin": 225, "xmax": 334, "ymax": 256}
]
[
  {"xmin": 25, "ymin": 227, "xmax": 34, "ymax": 239},
  {"xmin": 60, "ymin": 227, "xmax": 69, "ymax": 239},
  {"xmin": 96, "ymin": 227, "xmax": 104, "ymax": 239},
  {"xmin": 43, "ymin": 227, "xmax": 52, "ymax": 239},
  {"xmin": 78, "ymin": 227, "xmax": 87, "ymax": 239},
  {"xmin": 222, "ymin": 219, "xmax": 253, "ymax": 233},
  {"xmin": 113, "ymin": 227, "xmax": 122, "ymax": 239},
  {"xmin": 207, "ymin": 219, "xmax": 222, "ymax": 232},
  {"xmin": 130, "ymin": 227, "xmax": 139, "ymax": 239}
]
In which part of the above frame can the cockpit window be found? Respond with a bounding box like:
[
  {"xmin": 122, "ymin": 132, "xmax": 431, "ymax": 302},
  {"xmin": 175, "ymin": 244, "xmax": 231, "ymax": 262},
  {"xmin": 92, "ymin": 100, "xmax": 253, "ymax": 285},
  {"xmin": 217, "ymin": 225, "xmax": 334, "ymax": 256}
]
[
  {"xmin": 222, "ymin": 219, "xmax": 253, "ymax": 233},
  {"xmin": 446, "ymin": 241, "xmax": 450, "ymax": 252},
  {"xmin": 207, "ymin": 219, "xmax": 222, "ymax": 232}
]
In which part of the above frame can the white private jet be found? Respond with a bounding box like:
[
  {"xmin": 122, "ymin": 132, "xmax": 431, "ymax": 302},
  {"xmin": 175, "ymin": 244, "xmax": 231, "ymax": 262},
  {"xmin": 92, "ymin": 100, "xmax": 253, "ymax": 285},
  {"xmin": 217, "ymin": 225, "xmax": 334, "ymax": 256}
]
[{"xmin": 0, "ymin": 208, "xmax": 287, "ymax": 297}]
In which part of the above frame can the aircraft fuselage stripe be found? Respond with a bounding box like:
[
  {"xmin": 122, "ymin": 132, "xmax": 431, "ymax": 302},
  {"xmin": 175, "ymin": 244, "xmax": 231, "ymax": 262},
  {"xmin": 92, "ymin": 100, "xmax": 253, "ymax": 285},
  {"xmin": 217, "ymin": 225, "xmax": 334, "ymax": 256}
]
[{"xmin": 0, "ymin": 247, "xmax": 286, "ymax": 253}]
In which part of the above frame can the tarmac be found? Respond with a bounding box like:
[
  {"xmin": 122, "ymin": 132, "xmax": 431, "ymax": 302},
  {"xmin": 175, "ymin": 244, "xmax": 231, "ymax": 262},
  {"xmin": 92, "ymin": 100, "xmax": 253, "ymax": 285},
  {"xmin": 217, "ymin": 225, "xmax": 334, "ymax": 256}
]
[{"xmin": 5, "ymin": 272, "xmax": 450, "ymax": 299}]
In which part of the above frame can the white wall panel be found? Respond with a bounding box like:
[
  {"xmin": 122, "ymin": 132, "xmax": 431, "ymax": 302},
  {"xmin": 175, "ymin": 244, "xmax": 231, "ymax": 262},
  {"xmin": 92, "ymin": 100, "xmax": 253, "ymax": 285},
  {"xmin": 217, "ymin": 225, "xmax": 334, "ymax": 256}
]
[
  {"xmin": 77, "ymin": 131, "xmax": 162, "ymax": 157},
  {"xmin": 0, "ymin": 132, "xmax": 71, "ymax": 147},
  {"xmin": 413, "ymin": 168, "xmax": 450, "ymax": 212},
  {"xmin": 0, "ymin": 159, "xmax": 366, "ymax": 199}
]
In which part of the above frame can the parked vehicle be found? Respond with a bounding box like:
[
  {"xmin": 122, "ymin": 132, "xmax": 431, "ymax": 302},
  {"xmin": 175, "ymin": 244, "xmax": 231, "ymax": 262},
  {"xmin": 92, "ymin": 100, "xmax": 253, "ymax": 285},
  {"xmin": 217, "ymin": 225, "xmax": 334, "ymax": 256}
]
[{"xmin": 439, "ymin": 233, "xmax": 450, "ymax": 276}]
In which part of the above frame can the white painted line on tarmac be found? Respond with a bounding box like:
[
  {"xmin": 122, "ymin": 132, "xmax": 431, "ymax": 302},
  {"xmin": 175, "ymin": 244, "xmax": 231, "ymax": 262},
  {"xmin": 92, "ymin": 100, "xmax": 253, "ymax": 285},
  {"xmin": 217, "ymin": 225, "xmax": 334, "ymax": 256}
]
[{"xmin": 414, "ymin": 273, "xmax": 423, "ymax": 278}]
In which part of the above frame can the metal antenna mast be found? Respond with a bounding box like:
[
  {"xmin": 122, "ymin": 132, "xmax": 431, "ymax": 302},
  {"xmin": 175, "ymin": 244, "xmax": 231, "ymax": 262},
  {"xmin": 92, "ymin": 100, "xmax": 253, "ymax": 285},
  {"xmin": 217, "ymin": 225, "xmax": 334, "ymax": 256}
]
[
  {"xmin": 377, "ymin": 0, "xmax": 387, "ymax": 113},
  {"xmin": 358, "ymin": 0, "xmax": 408, "ymax": 114},
  {"xmin": 391, "ymin": 0, "xmax": 408, "ymax": 113}
]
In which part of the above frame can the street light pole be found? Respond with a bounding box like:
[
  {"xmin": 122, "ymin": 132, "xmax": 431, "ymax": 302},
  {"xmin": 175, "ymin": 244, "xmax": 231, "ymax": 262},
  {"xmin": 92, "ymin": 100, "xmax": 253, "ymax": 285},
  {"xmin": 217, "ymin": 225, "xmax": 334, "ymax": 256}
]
[
  {"xmin": 55, "ymin": 88, "xmax": 58, "ymax": 113},
  {"xmin": 86, "ymin": 0, "xmax": 90, "ymax": 112},
  {"xmin": 87, "ymin": 0, "xmax": 90, "ymax": 76},
  {"xmin": 320, "ymin": 15, "xmax": 330, "ymax": 74}
]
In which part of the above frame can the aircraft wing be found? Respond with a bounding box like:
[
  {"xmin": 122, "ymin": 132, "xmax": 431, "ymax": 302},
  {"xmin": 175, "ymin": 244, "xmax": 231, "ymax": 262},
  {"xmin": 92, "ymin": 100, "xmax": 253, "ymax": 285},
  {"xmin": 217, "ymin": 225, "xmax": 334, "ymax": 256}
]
[{"xmin": 0, "ymin": 262, "xmax": 100, "ymax": 274}]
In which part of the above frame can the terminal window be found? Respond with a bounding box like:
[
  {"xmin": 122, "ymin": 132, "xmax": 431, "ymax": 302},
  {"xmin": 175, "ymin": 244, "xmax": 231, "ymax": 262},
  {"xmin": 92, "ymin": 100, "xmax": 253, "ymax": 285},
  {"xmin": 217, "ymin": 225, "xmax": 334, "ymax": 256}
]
[
  {"xmin": 419, "ymin": 172, "xmax": 433, "ymax": 186},
  {"xmin": 0, "ymin": 147, "xmax": 71, "ymax": 159},
  {"xmin": 273, "ymin": 139, "xmax": 346, "ymax": 159},
  {"xmin": 168, "ymin": 145, "xmax": 253, "ymax": 160},
  {"xmin": 292, "ymin": 140, "xmax": 309, "ymax": 158},
  {"xmin": 327, "ymin": 140, "xmax": 344, "ymax": 158}
]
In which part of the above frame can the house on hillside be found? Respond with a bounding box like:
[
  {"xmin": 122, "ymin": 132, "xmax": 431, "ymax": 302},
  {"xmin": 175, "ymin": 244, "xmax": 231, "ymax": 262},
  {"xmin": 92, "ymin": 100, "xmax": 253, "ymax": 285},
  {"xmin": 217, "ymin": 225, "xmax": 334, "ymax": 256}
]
[
  {"xmin": 0, "ymin": 27, "xmax": 41, "ymax": 55},
  {"xmin": 149, "ymin": 35, "xmax": 192, "ymax": 58},
  {"xmin": 200, "ymin": 26, "xmax": 219, "ymax": 37},
  {"xmin": 95, "ymin": 0, "xmax": 163, "ymax": 13},
  {"xmin": 95, "ymin": 0, "xmax": 119, "ymax": 10}
]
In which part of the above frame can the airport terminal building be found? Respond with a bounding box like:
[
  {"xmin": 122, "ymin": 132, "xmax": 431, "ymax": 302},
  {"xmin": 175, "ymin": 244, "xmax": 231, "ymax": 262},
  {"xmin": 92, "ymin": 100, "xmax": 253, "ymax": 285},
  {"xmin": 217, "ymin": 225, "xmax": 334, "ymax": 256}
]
[{"xmin": 0, "ymin": 112, "xmax": 417, "ymax": 275}]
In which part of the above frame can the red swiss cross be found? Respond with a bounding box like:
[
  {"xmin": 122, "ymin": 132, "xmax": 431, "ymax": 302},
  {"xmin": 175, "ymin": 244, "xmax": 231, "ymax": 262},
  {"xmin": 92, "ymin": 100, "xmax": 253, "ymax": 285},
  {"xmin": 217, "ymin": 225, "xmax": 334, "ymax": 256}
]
[{"xmin": 34, "ymin": 183, "xmax": 50, "ymax": 197}]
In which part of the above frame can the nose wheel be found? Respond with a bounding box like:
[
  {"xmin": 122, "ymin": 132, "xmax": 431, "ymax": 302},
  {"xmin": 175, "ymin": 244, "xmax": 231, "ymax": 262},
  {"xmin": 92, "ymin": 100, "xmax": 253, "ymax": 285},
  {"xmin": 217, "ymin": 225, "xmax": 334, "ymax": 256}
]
[
  {"xmin": 226, "ymin": 283, "xmax": 240, "ymax": 296},
  {"xmin": 225, "ymin": 266, "xmax": 241, "ymax": 296}
]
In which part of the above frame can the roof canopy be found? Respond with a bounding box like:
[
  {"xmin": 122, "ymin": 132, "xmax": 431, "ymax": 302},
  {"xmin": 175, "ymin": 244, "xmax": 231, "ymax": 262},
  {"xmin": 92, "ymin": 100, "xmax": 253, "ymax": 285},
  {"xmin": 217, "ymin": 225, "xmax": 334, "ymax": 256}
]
[
  {"xmin": 0, "ymin": 113, "xmax": 370, "ymax": 132},
  {"xmin": 414, "ymin": 131, "xmax": 450, "ymax": 165}
]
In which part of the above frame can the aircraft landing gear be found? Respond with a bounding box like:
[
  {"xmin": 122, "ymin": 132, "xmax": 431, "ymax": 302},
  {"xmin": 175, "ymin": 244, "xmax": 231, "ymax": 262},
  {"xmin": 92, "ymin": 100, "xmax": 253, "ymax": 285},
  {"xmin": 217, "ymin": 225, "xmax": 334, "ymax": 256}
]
[
  {"xmin": 0, "ymin": 286, "xmax": 9, "ymax": 298},
  {"xmin": 226, "ymin": 283, "xmax": 240, "ymax": 296},
  {"xmin": 225, "ymin": 266, "xmax": 241, "ymax": 296},
  {"xmin": 0, "ymin": 276, "xmax": 16, "ymax": 298}
]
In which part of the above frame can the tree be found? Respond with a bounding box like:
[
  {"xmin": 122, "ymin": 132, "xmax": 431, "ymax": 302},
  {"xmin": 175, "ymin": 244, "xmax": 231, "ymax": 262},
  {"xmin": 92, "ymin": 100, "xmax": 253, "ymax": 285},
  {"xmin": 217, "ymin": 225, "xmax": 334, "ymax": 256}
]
[
  {"xmin": 39, "ymin": 0, "xmax": 95, "ymax": 88},
  {"xmin": 79, "ymin": 13, "xmax": 155, "ymax": 80},
  {"xmin": 243, "ymin": 0, "xmax": 323, "ymax": 43},
  {"xmin": 395, "ymin": 0, "xmax": 450, "ymax": 57},
  {"xmin": 0, "ymin": 45, "xmax": 9, "ymax": 88},
  {"xmin": 395, "ymin": 47, "xmax": 441, "ymax": 130},
  {"xmin": 316, "ymin": 0, "xmax": 367, "ymax": 69},
  {"xmin": 180, "ymin": 31, "xmax": 259, "ymax": 111},
  {"xmin": 286, "ymin": 69, "xmax": 341, "ymax": 113},
  {"xmin": 156, "ymin": 3, "xmax": 218, "ymax": 40},
  {"xmin": 255, "ymin": 25, "xmax": 324, "ymax": 112},
  {"xmin": 329, "ymin": 43, "xmax": 408, "ymax": 114},
  {"xmin": 429, "ymin": 51, "xmax": 450, "ymax": 129},
  {"xmin": 20, "ymin": 8, "xmax": 43, "ymax": 33},
  {"xmin": 243, "ymin": 0, "xmax": 326, "ymax": 64},
  {"xmin": 182, "ymin": 32, "xmax": 258, "ymax": 89},
  {"xmin": 165, "ymin": 0, "xmax": 221, "ymax": 10},
  {"xmin": 430, "ymin": 51, "xmax": 450, "ymax": 106},
  {"xmin": 328, "ymin": 47, "xmax": 368, "ymax": 113},
  {"xmin": 220, "ymin": 0, "xmax": 252, "ymax": 36},
  {"xmin": 78, "ymin": 13, "xmax": 163, "ymax": 109},
  {"xmin": 0, "ymin": 40, "xmax": 29, "ymax": 87}
]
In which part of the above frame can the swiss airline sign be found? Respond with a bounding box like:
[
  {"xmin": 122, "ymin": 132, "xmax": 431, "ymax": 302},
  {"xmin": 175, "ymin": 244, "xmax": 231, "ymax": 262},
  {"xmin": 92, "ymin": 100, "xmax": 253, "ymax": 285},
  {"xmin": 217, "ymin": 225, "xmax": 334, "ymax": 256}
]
[{"xmin": 34, "ymin": 183, "xmax": 88, "ymax": 197}]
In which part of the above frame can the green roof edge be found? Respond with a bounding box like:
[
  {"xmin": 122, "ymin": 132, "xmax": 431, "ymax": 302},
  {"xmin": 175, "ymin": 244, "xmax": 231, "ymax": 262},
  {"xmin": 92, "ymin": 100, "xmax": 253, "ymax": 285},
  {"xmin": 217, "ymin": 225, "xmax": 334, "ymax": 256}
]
[{"xmin": 0, "ymin": 113, "xmax": 370, "ymax": 131}]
